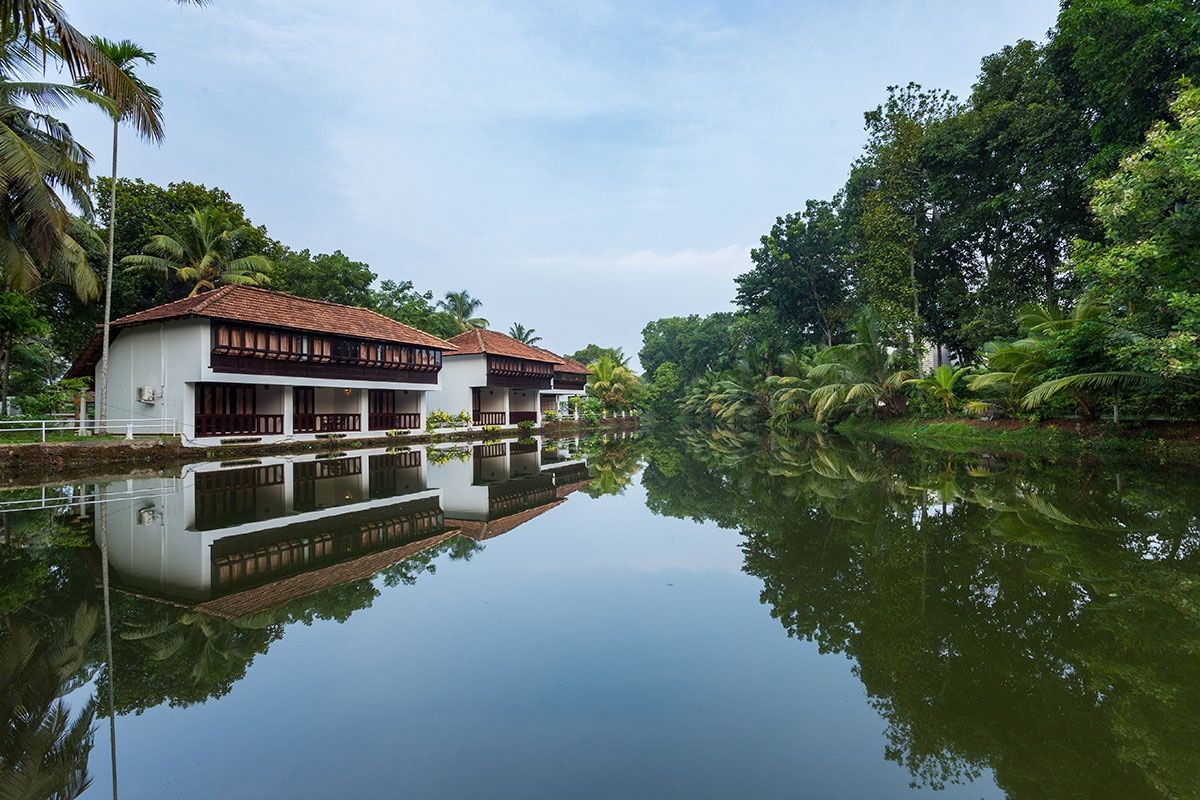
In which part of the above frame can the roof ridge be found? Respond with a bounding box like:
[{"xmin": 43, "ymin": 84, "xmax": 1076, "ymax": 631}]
[{"xmin": 191, "ymin": 284, "xmax": 236, "ymax": 313}]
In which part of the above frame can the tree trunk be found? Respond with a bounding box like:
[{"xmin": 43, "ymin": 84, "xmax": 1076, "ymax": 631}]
[
  {"xmin": 98, "ymin": 118, "xmax": 119, "ymax": 428},
  {"xmin": 1043, "ymin": 242, "xmax": 1059, "ymax": 308},
  {"xmin": 0, "ymin": 339, "xmax": 8, "ymax": 416}
]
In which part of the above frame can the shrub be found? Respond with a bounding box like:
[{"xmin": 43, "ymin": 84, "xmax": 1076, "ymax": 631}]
[{"xmin": 517, "ymin": 419, "xmax": 535, "ymax": 431}]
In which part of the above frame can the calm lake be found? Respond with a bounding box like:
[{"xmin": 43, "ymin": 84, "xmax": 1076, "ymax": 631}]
[{"xmin": 3, "ymin": 429, "xmax": 1198, "ymax": 799}]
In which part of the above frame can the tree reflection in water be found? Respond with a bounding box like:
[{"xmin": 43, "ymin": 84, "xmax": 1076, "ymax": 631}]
[{"xmin": 641, "ymin": 428, "xmax": 1200, "ymax": 799}]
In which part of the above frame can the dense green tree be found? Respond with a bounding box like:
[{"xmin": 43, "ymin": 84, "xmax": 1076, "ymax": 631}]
[
  {"xmin": 919, "ymin": 39, "xmax": 1093, "ymax": 355},
  {"xmin": 645, "ymin": 360, "xmax": 683, "ymax": 420},
  {"xmin": 1054, "ymin": 0, "xmax": 1200, "ymax": 175},
  {"xmin": 736, "ymin": 199, "xmax": 853, "ymax": 347},
  {"xmin": 1074, "ymin": 85, "xmax": 1200, "ymax": 381},
  {"xmin": 370, "ymin": 279, "xmax": 463, "ymax": 340},
  {"xmin": 272, "ymin": 248, "xmax": 376, "ymax": 308},
  {"xmin": 0, "ymin": 291, "xmax": 47, "ymax": 414},
  {"xmin": 848, "ymin": 83, "xmax": 957, "ymax": 355},
  {"xmin": 568, "ymin": 344, "xmax": 628, "ymax": 367},
  {"xmin": 639, "ymin": 313, "xmax": 740, "ymax": 383}
]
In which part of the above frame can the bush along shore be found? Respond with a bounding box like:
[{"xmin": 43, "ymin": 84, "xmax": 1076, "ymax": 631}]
[{"xmin": 0, "ymin": 415, "xmax": 640, "ymax": 488}]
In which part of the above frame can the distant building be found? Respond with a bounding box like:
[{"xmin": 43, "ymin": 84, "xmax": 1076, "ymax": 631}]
[{"xmin": 430, "ymin": 329, "xmax": 591, "ymax": 426}]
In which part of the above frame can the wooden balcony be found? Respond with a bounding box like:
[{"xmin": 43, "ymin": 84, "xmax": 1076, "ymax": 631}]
[
  {"xmin": 368, "ymin": 412, "xmax": 421, "ymax": 431},
  {"xmin": 211, "ymin": 321, "xmax": 442, "ymax": 384},
  {"xmin": 195, "ymin": 413, "xmax": 284, "ymax": 437},
  {"xmin": 485, "ymin": 355, "xmax": 554, "ymax": 389},
  {"xmin": 473, "ymin": 410, "xmax": 507, "ymax": 426},
  {"xmin": 509, "ymin": 411, "xmax": 537, "ymax": 424},
  {"xmin": 293, "ymin": 413, "xmax": 361, "ymax": 434},
  {"xmin": 554, "ymin": 374, "xmax": 587, "ymax": 390}
]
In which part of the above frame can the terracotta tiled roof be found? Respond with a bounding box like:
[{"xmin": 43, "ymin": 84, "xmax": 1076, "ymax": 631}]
[
  {"xmin": 194, "ymin": 530, "xmax": 463, "ymax": 620},
  {"xmin": 444, "ymin": 328, "xmax": 564, "ymax": 364},
  {"xmin": 553, "ymin": 356, "xmax": 591, "ymax": 375},
  {"xmin": 523, "ymin": 343, "xmax": 592, "ymax": 375},
  {"xmin": 447, "ymin": 499, "xmax": 565, "ymax": 542},
  {"xmin": 65, "ymin": 286, "xmax": 458, "ymax": 379},
  {"xmin": 107, "ymin": 285, "xmax": 458, "ymax": 350}
]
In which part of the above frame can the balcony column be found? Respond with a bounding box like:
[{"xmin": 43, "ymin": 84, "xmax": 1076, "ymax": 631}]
[
  {"xmin": 418, "ymin": 391, "xmax": 427, "ymax": 429},
  {"xmin": 282, "ymin": 387, "xmax": 294, "ymax": 438},
  {"xmin": 502, "ymin": 390, "xmax": 511, "ymax": 426},
  {"xmin": 358, "ymin": 388, "xmax": 370, "ymax": 433}
]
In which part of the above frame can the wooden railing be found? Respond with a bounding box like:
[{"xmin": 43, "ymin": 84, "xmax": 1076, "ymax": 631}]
[
  {"xmin": 368, "ymin": 412, "xmax": 421, "ymax": 430},
  {"xmin": 509, "ymin": 411, "xmax": 537, "ymax": 424},
  {"xmin": 195, "ymin": 414, "xmax": 284, "ymax": 437},
  {"xmin": 473, "ymin": 411, "xmax": 506, "ymax": 426},
  {"xmin": 293, "ymin": 413, "xmax": 361, "ymax": 433}
]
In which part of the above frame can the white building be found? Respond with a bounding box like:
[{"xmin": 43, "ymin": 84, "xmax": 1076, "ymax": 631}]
[
  {"xmin": 429, "ymin": 329, "xmax": 591, "ymax": 426},
  {"xmin": 66, "ymin": 286, "xmax": 458, "ymax": 446},
  {"xmin": 93, "ymin": 438, "xmax": 590, "ymax": 616}
]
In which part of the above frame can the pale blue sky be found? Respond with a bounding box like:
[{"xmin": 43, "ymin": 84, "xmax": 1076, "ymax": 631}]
[{"xmin": 69, "ymin": 1, "xmax": 1058, "ymax": 366}]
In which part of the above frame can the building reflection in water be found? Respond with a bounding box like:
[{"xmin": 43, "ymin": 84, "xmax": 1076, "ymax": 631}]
[{"xmin": 92, "ymin": 437, "xmax": 590, "ymax": 618}]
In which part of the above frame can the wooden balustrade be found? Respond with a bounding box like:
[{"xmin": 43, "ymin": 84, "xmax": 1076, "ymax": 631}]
[
  {"xmin": 293, "ymin": 413, "xmax": 362, "ymax": 433},
  {"xmin": 195, "ymin": 413, "xmax": 284, "ymax": 437},
  {"xmin": 473, "ymin": 411, "xmax": 507, "ymax": 426},
  {"xmin": 509, "ymin": 411, "xmax": 537, "ymax": 424},
  {"xmin": 367, "ymin": 412, "xmax": 421, "ymax": 431}
]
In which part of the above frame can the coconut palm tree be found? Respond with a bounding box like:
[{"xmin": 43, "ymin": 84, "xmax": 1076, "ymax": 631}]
[
  {"xmin": 507, "ymin": 323, "xmax": 540, "ymax": 345},
  {"xmin": 904, "ymin": 364, "xmax": 972, "ymax": 415},
  {"xmin": 0, "ymin": 603, "xmax": 99, "ymax": 800},
  {"xmin": 0, "ymin": 23, "xmax": 114, "ymax": 300},
  {"xmin": 437, "ymin": 291, "xmax": 488, "ymax": 329},
  {"xmin": 81, "ymin": 37, "xmax": 162, "ymax": 431},
  {"xmin": 586, "ymin": 354, "xmax": 639, "ymax": 411},
  {"xmin": 0, "ymin": 0, "xmax": 176, "ymax": 142},
  {"xmin": 122, "ymin": 206, "xmax": 273, "ymax": 297},
  {"xmin": 806, "ymin": 309, "xmax": 910, "ymax": 421}
]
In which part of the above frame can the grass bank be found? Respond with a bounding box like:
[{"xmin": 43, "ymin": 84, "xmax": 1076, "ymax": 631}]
[{"xmin": 836, "ymin": 416, "xmax": 1200, "ymax": 465}]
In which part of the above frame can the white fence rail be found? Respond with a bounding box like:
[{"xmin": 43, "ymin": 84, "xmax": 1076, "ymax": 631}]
[
  {"xmin": 0, "ymin": 482, "xmax": 173, "ymax": 513},
  {"xmin": 0, "ymin": 417, "xmax": 177, "ymax": 442}
]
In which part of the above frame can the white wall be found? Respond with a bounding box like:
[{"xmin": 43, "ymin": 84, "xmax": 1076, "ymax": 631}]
[
  {"xmin": 509, "ymin": 389, "xmax": 537, "ymax": 413},
  {"xmin": 99, "ymin": 319, "xmax": 443, "ymax": 441},
  {"xmin": 428, "ymin": 355, "xmax": 486, "ymax": 416},
  {"xmin": 314, "ymin": 386, "xmax": 359, "ymax": 414},
  {"xmin": 99, "ymin": 319, "xmax": 207, "ymax": 435}
]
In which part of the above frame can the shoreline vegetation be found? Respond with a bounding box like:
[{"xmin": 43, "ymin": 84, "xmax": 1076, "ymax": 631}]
[{"xmin": 635, "ymin": 6, "xmax": 1200, "ymax": 456}]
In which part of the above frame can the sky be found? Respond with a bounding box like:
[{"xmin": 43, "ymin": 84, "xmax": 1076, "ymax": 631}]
[{"xmin": 67, "ymin": 0, "xmax": 1059, "ymax": 369}]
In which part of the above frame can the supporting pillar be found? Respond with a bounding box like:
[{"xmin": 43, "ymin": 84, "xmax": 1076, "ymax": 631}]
[
  {"xmin": 282, "ymin": 387, "xmax": 294, "ymax": 438},
  {"xmin": 501, "ymin": 389, "xmax": 511, "ymax": 426},
  {"xmin": 357, "ymin": 388, "xmax": 370, "ymax": 435}
]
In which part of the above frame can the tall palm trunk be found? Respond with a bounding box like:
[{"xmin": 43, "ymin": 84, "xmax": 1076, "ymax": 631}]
[{"xmin": 98, "ymin": 117, "xmax": 118, "ymax": 429}]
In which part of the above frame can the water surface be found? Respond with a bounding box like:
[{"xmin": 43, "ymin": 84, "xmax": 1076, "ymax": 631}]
[{"xmin": 3, "ymin": 430, "xmax": 1198, "ymax": 799}]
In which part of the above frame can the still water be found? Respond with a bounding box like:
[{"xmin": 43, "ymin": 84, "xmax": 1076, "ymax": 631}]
[{"xmin": 3, "ymin": 430, "xmax": 1198, "ymax": 799}]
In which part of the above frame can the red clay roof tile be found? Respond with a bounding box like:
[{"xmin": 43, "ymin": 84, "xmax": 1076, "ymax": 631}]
[
  {"xmin": 108, "ymin": 286, "xmax": 458, "ymax": 350},
  {"xmin": 444, "ymin": 328, "xmax": 564, "ymax": 364}
]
